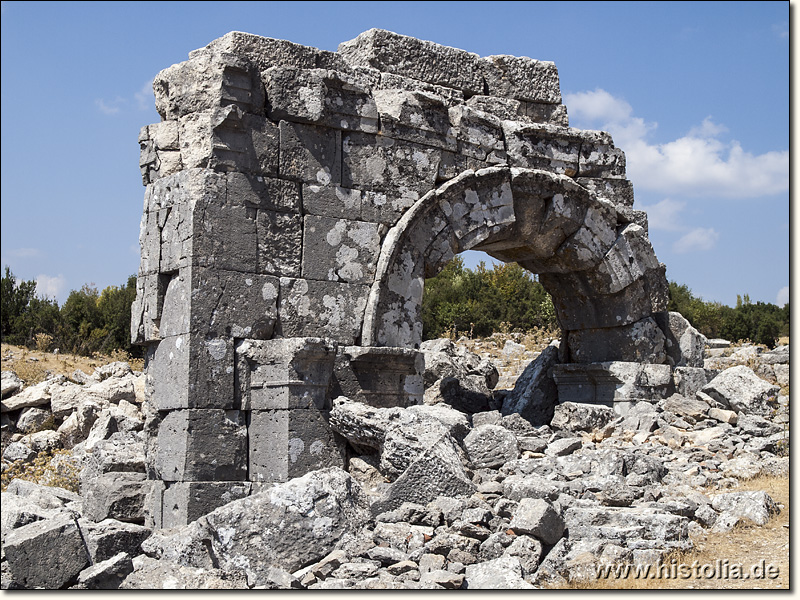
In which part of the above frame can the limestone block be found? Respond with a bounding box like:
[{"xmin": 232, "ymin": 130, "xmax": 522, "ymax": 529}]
[
  {"xmin": 332, "ymin": 346, "xmax": 421, "ymax": 408},
  {"xmin": 82, "ymin": 472, "xmax": 149, "ymax": 523},
  {"xmin": 479, "ymin": 54, "xmax": 561, "ymax": 104},
  {"xmin": 564, "ymin": 506, "xmax": 690, "ymax": 550},
  {"xmin": 448, "ymin": 104, "xmax": 506, "ymax": 162},
  {"xmin": 235, "ymin": 337, "xmax": 337, "ymax": 411},
  {"xmin": 370, "ymin": 433, "xmax": 475, "ymax": 515},
  {"xmin": 248, "ymin": 408, "xmax": 346, "ymax": 483},
  {"xmin": 82, "ymin": 519, "xmax": 153, "ymax": 563},
  {"xmin": 700, "ymin": 365, "xmax": 780, "ymax": 417},
  {"xmin": 153, "ymin": 51, "xmax": 265, "ymax": 119},
  {"xmin": 342, "ymin": 132, "xmax": 441, "ymax": 202},
  {"xmin": 279, "ymin": 120, "xmax": 342, "ymax": 184},
  {"xmin": 566, "ymin": 317, "xmax": 667, "ymax": 364},
  {"xmin": 500, "ymin": 342, "xmax": 560, "ymax": 426},
  {"xmin": 463, "ymin": 424, "xmax": 519, "ymax": 469},
  {"xmin": 159, "ymin": 268, "xmax": 278, "ymax": 340},
  {"xmin": 4, "ymin": 514, "xmax": 89, "ymax": 589},
  {"xmin": 525, "ymin": 101, "xmax": 569, "ymax": 126},
  {"xmin": 161, "ymin": 481, "xmax": 251, "ymax": 528},
  {"xmin": 578, "ymin": 134, "xmax": 626, "ymax": 178},
  {"xmin": 552, "ymin": 362, "xmax": 673, "ymax": 409},
  {"xmin": 541, "ymin": 264, "xmax": 668, "ymax": 330},
  {"xmin": 130, "ymin": 273, "xmax": 163, "ymax": 344},
  {"xmin": 374, "ymin": 89, "xmax": 456, "ymax": 152},
  {"xmin": 227, "ymin": 171, "xmax": 300, "ymax": 213},
  {"xmin": 504, "ymin": 121, "xmax": 581, "ymax": 176},
  {"xmin": 654, "ymin": 311, "xmax": 707, "ymax": 368},
  {"xmin": 466, "ymin": 95, "xmax": 527, "ymax": 122},
  {"xmin": 179, "ymin": 107, "xmax": 279, "ymax": 176},
  {"xmin": 338, "ymin": 28, "xmax": 485, "ymax": 95},
  {"xmin": 377, "ymin": 71, "xmax": 465, "ymax": 104},
  {"xmin": 550, "ymin": 401, "xmax": 615, "ymax": 432},
  {"xmin": 587, "ymin": 224, "xmax": 661, "ymax": 295},
  {"xmin": 256, "ymin": 210, "xmax": 303, "ymax": 277},
  {"xmin": 136, "ymin": 207, "xmax": 161, "ymax": 276},
  {"xmin": 576, "ymin": 176, "xmax": 635, "ymax": 208},
  {"xmin": 278, "ymin": 278, "xmax": 370, "ymax": 345},
  {"xmin": 509, "ymin": 498, "xmax": 565, "ymax": 545},
  {"xmin": 149, "ymin": 334, "xmax": 235, "ymax": 410},
  {"xmin": 302, "ymin": 215, "xmax": 385, "ymax": 284},
  {"xmin": 463, "ymin": 555, "xmax": 534, "ymax": 589},
  {"xmin": 155, "ymin": 409, "xmax": 247, "ymax": 481},
  {"xmin": 264, "ymin": 66, "xmax": 378, "ymax": 133}
]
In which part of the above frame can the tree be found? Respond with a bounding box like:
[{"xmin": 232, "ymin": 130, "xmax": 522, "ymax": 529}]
[{"xmin": 1, "ymin": 266, "xmax": 39, "ymax": 344}]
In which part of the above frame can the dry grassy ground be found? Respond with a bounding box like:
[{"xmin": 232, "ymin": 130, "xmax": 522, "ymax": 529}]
[
  {"xmin": 1, "ymin": 343, "xmax": 144, "ymax": 384},
  {"xmin": 563, "ymin": 475, "xmax": 790, "ymax": 590}
]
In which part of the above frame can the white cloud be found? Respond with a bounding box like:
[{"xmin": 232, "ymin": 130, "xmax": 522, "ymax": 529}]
[
  {"xmin": 135, "ymin": 79, "xmax": 155, "ymax": 111},
  {"xmin": 35, "ymin": 274, "xmax": 66, "ymax": 300},
  {"xmin": 777, "ymin": 286, "xmax": 789, "ymax": 305},
  {"xmin": 10, "ymin": 247, "xmax": 41, "ymax": 258},
  {"xmin": 96, "ymin": 98, "xmax": 124, "ymax": 115},
  {"xmin": 564, "ymin": 89, "xmax": 789, "ymax": 199},
  {"xmin": 636, "ymin": 198, "xmax": 686, "ymax": 232},
  {"xmin": 672, "ymin": 228, "xmax": 719, "ymax": 254},
  {"xmin": 773, "ymin": 22, "xmax": 789, "ymax": 40}
]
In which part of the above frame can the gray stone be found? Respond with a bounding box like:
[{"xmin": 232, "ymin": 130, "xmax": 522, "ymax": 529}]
[
  {"xmin": 701, "ymin": 365, "xmax": 780, "ymax": 416},
  {"xmin": 500, "ymin": 341, "xmax": 560, "ymax": 425},
  {"xmin": 1, "ymin": 380, "xmax": 50, "ymax": 413},
  {"xmin": 545, "ymin": 437, "xmax": 582, "ymax": 457},
  {"xmin": 4, "ymin": 514, "xmax": 89, "ymax": 589},
  {"xmin": 75, "ymin": 552, "xmax": 134, "ymax": 590},
  {"xmin": 1, "ymin": 370, "xmax": 23, "ymax": 398},
  {"xmin": 710, "ymin": 491, "xmax": 779, "ymax": 526},
  {"xmin": 82, "ymin": 472, "xmax": 149, "ymax": 524},
  {"xmin": 550, "ymin": 401, "xmax": 615, "ymax": 432},
  {"xmin": 463, "ymin": 555, "xmax": 534, "ymax": 589},
  {"xmin": 120, "ymin": 555, "xmax": 248, "ymax": 589},
  {"xmin": 463, "ymin": 424, "xmax": 519, "ymax": 469},
  {"xmin": 662, "ymin": 393, "xmax": 709, "ymax": 420},
  {"xmin": 509, "ymin": 498, "xmax": 565, "ymax": 544},
  {"xmin": 82, "ymin": 519, "xmax": 152, "ymax": 563},
  {"xmin": 655, "ymin": 311, "xmax": 707, "ymax": 368},
  {"xmin": 371, "ymin": 434, "xmax": 475, "ymax": 515}
]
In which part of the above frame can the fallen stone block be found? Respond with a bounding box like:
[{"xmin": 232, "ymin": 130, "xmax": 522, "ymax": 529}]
[
  {"xmin": 463, "ymin": 555, "xmax": 534, "ymax": 589},
  {"xmin": 508, "ymin": 498, "xmax": 565, "ymax": 544},
  {"xmin": 4, "ymin": 514, "xmax": 89, "ymax": 589},
  {"xmin": 463, "ymin": 424, "xmax": 519, "ymax": 469},
  {"xmin": 701, "ymin": 365, "xmax": 780, "ymax": 417},
  {"xmin": 710, "ymin": 491, "xmax": 779, "ymax": 526}
]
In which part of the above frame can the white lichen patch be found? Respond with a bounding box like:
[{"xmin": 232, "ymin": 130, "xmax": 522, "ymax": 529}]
[{"xmin": 288, "ymin": 438, "xmax": 304, "ymax": 463}]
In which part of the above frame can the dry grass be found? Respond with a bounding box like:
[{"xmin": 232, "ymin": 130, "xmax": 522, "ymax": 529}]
[
  {"xmin": 1, "ymin": 343, "xmax": 144, "ymax": 385},
  {"xmin": 561, "ymin": 475, "xmax": 789, "ymax": 590}
]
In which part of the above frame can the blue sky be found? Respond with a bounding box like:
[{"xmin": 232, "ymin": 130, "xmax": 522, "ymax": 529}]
[{"xmin": 0, "ymin": 1, "xmax": 790, "ymax": 308}]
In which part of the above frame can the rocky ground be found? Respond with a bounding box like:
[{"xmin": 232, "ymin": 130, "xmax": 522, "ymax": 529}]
[{"xmin": 0, "ymin": 337, "xmax": 789, "ymax": 589}]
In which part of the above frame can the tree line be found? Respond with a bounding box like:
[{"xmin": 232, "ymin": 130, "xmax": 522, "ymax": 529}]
[
  {"xmin": 0, "ymin": 262, "xmax": 789, "ymax": 356},
  {"xmin": 1, "ymin": 266, "xmax": 141, "ymax": 358}
]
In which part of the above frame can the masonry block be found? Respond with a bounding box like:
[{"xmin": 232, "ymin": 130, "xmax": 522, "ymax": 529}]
[
  {"xmin": 235, "ymin": 337, "xmax": 337, "ymax": 411},
  {"xmin": 155, "ymin": 409, "xmax": 248, "ymax": 481},
  {"xmin": 161, "ymin": 481, "xmax": 251, "ymax": 528},
  {"xmin": 279, "ymin": 120, "xmax": 342, "ymax": 184},
  {"xmin": 301, "ymin": 215, "xmax": 385, "ymax": 284},
  {"xmin": 278, "ymin": 278, "xmax": 370, "ymax": 345},
  {"xmin": 256, "ymin": 210, "xmax": 303, "ymax": 277},
  {"xmin": 227, "ymin": 171, "xmax": 301, "ymax": 213},
  {"xmin": 332, "ymin": 346, "xmax": 422, "ymax": 408},
  {"xmin": 248, "ymin": 409, "xmax": 345, "ymax": 483},
  {"xmin": 149, "ymin": 334, "xmax": 236, "ymax": 410}
]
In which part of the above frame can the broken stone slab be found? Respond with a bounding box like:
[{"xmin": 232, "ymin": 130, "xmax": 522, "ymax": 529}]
[
  {"xmin": 500, "ymin": 341, "xmax": 560, "ymax": 426},
  {"xmin": 508, "ymin": 498, "xmax": 565, "ymax": 544},
  {"xmin": 463, "ymin": 424, "xmax": 519, "ymax": 469},
  {"xmin": 74, "ymin": 552, "xmax": 134, "ymax": 590},
  {"xmin": 329, "ymin": 395, "xmax": 402, "ymax": 450},
  {"xmin": 0, "ymin": 493, "xmax": 68, "ymax": 543},
  {"xmin": 550, "ymin": 401, "xmax": 615, "ymax": 432},
  {"xmin": 81, "ymin": 518, "xmax": 153, "ymax": 563},
  {"xmin": 380, "ymin": 412, "xmax": 453, "ymax": 479},
  {"xmin": 661, "ymin": 393, "xmax": 709, "ymax": 420},
  {"xmin": 545, "ymin": 437, "xmax": 582, "ymax": 457},
  {"xmin": 370, "ymin": 433, "xmax": 475, "ymax": 516},
  {"xmin": 1, "ymin": 380, "xmax": 50, "ymax": 413},
  {"xmin": 463, "ymin": 555, "xmax": 534, "ymax": 589},
  {"xmin": 673, "ymin": 366, "xmax": 712, "ymax": 398},
  {"xmin": 564, "ymin": 506, "xmax": 691, "ymax": 551},
  {"xmin": 700, "ymin": 365, "xmax": 780, "ymax": 416},
  {"xmin": 142, "ymin": 468, "xmax": 370, "ymax": 583},
  {"xmin": 119, "ymin": 555, "xmax": 249, "ymax": 589},
  {"xmin": 710, "ymin": 491, "xmax": 779, "ymax": 526},
  {"xmin": 82, "ymin": 472, "xmax": 149, "ymax": 524},
  {"xmin": 1, "ymin": 370, "xmax": 23, "ymax": 398},
  {"xmin": 655, "ymin": 311, "xmax": 707, "ymax": 368},
  {"xmin": 3, "ymin": 514, "xmax": 90, "ymax": 589}
]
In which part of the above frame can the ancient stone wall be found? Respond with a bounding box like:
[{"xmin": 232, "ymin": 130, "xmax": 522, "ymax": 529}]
[{"xmin": 132, "ymin": 29, "xmax": 680, "ymax": 526}]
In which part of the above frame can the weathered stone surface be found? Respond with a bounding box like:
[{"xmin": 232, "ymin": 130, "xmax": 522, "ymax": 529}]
[
  {"xmin": 82, "ymin": 472, "xmax": 149, "ymax": 523},
  {"xmin": 371, "ymin": 434, "xmax": 475, "ymax": 515},
  {"xmin": 75, "ymin": 552, "xmax": 134, "ymax": 590},
  {"xmin": 82, "ymin": 519, "xmax": 152, "ymax": 563},
  {"xmin": 1, "ymin": 370, "xmax": 23, "ymax": 398},
  {"xmin": 655, "ymin": 311, "xmax": 707, "ymax": 368},
  {"xmin": 120, "ymin": 555, "xmax": 249, "ymax": 589},
  {"xmin": 701, "ymin": 366, "xmax": 780, "ymax": 416},
  {"xmin": 500, "ymin": 341, "xmax": 559, "ymax": 425},
  {"xmin": 463, "ymin": 555, "xmax": 534, "ymax": 589},
  {"xmin": 710, "ymin": 491, "xmax": 779, "ymax": 526},
  {"xmin": 4, "ymin": 514, "xmax": 89, "ymax": 589},
  {"xmin": 463, "ymin": 424, "xmax": 519, "ymax": 469},
  {"xmin": 550, "ymin": 401, "xmax": 615, "ymax": 432},
  {"xmin": 143, "ymin": 468, "xmax": 370, "ymax": 581},
  {"xmin": 509, "ymin": 498, "xmax": 565, "ymax": 544}
]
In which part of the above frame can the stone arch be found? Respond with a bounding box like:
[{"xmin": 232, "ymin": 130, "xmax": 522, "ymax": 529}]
[{"xmin": 362, "ymin": 165, "xmax": 669, "ymax": 364}]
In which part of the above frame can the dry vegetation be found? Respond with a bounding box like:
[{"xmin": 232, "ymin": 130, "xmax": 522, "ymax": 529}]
[
  {"xmin": 562, "ymin": 475, "xmax": 789, "ymax": 590},
  {"xmin": 1, "ymin": 343, "xmax": 144, "ymax": 385}
]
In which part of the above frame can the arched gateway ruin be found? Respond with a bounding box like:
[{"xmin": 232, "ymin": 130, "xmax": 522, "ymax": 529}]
[{"xmin": 132, "ymin": 29, "xmax": 698, "ymax": 527}]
